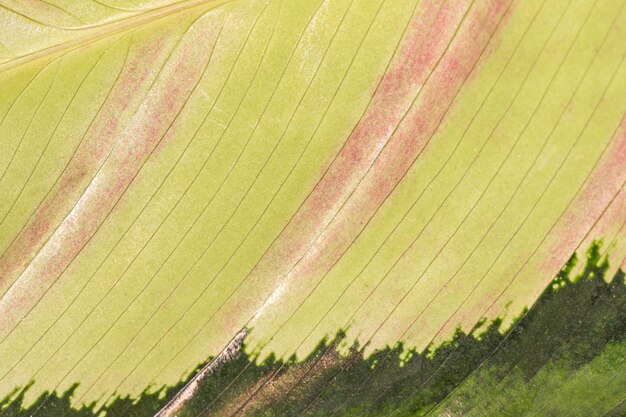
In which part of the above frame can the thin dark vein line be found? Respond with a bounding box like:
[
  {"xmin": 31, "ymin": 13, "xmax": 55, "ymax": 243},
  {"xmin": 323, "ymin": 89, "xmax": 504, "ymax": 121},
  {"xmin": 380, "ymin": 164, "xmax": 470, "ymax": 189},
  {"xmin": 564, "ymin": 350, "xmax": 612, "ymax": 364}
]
[
  {"xmin": 0, "ymin": 0, "xmax": 223, "ymax": 31},
  {"xmin": 598, "ymin": 213, "xmax": 626, "ymax": 261},
  {"xmin": 219, "ymin": 0, "xmax": 492, "ymax": 412},
  {"xmin": 89, "ymin": 0, "xmax": 152, "ymax": 13},
  {"xmin": 263, "ymin": 0, "xmax": 526, "ymax": 369},
  {"xmin": 421, "ymin": 107, "xmax": 626, "ymax": 417},
  {"xmin": 83, "ymin": 0, "xmax": 366, "ymax": 409},
  {"xmin": 178, "ymin": 0, "xmax": 480, "ymax": 412},
  {"xmin": 117, "ymin": 0, "xmax": 422, "ymax": 402},
  {"xmin": 0, "ymin": 0, "xmax": 208, "ymax": 281},
  {"xmin": 187, "ymin": 5, "xmax": 391, "ymax": 413},
  {"xmin": 377, "ymin": 3, "xmax": 615, "ymax": 414},
  {"xmin": 0, "ymin": 63, "xmax": 46, "ymax": 131},
  {"xmin": 67, "ymin": 1, "xmax": 282, "ymax": 408},
  {"xmin": 432, "ymin": 111, "xmax": 626, "ymax": 417},
  {"xmin": 0, "ymin": 13, "xmax": 209, "ymax": 417},
  {"xmin": 448, "ymin": 171, "xmax": 617, "ymax": 415},
  {"xmin": 293, "ymin": 0, "xmax": 589, "ymax": 413},
  {"xmin": 0, "ymin": 31, "xmax": 135, "ymax": 409},
  {"xmin": 109, "ymin": 0, "xmax": 416, "ymax": 410},
  {"xmin": 0, "ymin": 16, "xmax": 198, "ymax": 389},
  {"xmin": 0, "ymin": 9, "xmax": 186, "ymax": 317},
  {"xmin": 240, "ymin": 0, "xmax": 453, "ymax": 343},
  {"xmin": 319, "ymin": 2, "xmax": 582, "ymax": 415},
  {"xmin": 0, "ymin": 0, "xmax": 237, "ymax": 75},
  {"xmin": 138, "ymin": 0, "xmax": 447, "ymax": 400},
  {"xmin": 86, "ymin": 0, "xmax": 368, "ymax": 407},
  {"xmin": 0, "ymin": 2, "xmax": 73, "ymax": 30},
  {"xmin": 391, "ymin": 53, "xmax": 625, "ymax": 417},
  {"xmin": 0, "ymin": 0, "xmax": 265, "ymax": 405},
  {"xmin": 0, "ymin": 19, "xmax": 183, "ymax": 268},
  {"xmin": 235, "ymin": 0, "xmax": 531, "ymax": 413},
  {"xmin": 0, "ymin": 37, "xmax": 134, "ymax": 354},
  {"xmin": 375, "ymin": 0, "xmax": 610, "ymax": 388},
  {"xmin": 0, "ymin": 62, "xmax": 60, "ymax": 188},
  {"xmin": 255, "ymin": 2, "xmax": 549, "ymax": 413},
  {"xmin": 452, "ymin": 246, "xmax": 624, "ymax": 416},
  {"xmin": 347, "ymin": 0, "xmax": 574, "ymax": 353},
  {"xmin": 424, "ymin": 176, "xmax": 626, "ymax": 417},
  {"xmin": 160, "ymin": 0, "xmax": 468, "ymax": 398},
  {"xmin": 37, "ymin": 0, "xmax": 86, "ymax": 25},
  {"xmin": 15, "ymin": 6, "xmax": 233, "ymax": 412},
  {"xmin": 0, "ymin": 32, "xmax": 133, "ymax": 265},
  {"xmin": 295, "ymin": 2, "xmax": 558, "ymax": 413},
  {"xmin": 0, "ymin": 0, "xmax": 258, "ymax": 358},
  {"xmin": 15, "ymin": 2, "xmax": 276, "ymax": 414},
  {"xmin": 0, "ymin": 49, "xmax": 108, "ymax": 228},
  {"xmin": 0, "ymin": 38, "xmax": 12, "ymax": 58},
  {"xmin": 591, "ymin": 186, "xmax": 626, "ymax": 264},
  {"xmin": 395, "ymin": 197, "xmax": 626, "ymax": 417},
  {"xmin": 24, "ymin": 33, "xmax": 224, "ymax": 417},
  {"xmin": 55, "ymin": 15, "xmax": 233, "ymax": 417}
]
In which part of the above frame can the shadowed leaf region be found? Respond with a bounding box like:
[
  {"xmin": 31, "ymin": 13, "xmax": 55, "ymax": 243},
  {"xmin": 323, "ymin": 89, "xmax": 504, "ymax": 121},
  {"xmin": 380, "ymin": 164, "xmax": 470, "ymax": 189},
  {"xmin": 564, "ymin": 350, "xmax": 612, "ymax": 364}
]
[{"xmin": 2, "ymin": 242, "xmax": 625, "ymax": 416}]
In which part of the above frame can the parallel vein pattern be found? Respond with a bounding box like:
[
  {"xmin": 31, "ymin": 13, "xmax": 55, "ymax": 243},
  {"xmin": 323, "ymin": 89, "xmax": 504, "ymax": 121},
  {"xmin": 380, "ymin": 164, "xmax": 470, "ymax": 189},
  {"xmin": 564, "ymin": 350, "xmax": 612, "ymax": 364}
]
[{"xmin": 0, "ymin": 0, "xmax": 624, "ymax": 413}]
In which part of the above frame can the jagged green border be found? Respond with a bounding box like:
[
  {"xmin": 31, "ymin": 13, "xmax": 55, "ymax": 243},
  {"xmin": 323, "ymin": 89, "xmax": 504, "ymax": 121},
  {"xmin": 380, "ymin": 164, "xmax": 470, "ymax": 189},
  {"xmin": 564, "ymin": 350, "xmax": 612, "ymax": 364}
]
[{"xmin": 2, "ymin": 241, "xmax": 625, "ymax": 417}]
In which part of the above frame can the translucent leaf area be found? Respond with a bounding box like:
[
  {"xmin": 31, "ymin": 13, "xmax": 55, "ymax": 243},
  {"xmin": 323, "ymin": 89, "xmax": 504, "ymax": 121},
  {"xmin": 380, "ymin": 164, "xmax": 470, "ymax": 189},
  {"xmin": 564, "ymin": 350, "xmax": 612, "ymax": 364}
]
[{"xmin": 0, "ymin": 0, "xmax": 624, "ymax": 415}]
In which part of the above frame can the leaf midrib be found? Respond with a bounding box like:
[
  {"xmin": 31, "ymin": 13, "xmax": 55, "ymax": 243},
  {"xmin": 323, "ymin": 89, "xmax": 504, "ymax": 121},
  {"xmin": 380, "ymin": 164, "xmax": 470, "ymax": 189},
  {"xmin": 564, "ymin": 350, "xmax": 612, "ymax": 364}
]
[{"xmin": 0, "ymin": 0, "xmax": 233, "ymax": 74}]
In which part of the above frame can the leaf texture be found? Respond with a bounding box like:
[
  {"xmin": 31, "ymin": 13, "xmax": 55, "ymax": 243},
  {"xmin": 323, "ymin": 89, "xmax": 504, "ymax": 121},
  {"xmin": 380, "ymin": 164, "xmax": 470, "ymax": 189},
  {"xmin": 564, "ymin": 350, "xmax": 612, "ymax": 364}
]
[{"xmin": 0, "ymin": 0, "xmax": 624, "ymax": 414}]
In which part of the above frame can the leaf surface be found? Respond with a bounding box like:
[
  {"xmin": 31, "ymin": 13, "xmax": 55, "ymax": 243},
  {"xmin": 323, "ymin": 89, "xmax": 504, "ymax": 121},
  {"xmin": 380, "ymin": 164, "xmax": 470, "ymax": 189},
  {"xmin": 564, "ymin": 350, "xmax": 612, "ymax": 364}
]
[{"xmin": 0, "ymin": 0, "xmax": 624, "ymax": 414}]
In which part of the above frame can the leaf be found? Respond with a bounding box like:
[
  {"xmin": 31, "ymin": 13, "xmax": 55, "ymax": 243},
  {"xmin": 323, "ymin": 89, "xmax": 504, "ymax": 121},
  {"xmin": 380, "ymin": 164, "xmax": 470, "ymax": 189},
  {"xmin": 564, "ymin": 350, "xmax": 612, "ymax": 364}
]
[{"xmin": 0, "ymin": 0, "xmax": 624, "ymax": 415}]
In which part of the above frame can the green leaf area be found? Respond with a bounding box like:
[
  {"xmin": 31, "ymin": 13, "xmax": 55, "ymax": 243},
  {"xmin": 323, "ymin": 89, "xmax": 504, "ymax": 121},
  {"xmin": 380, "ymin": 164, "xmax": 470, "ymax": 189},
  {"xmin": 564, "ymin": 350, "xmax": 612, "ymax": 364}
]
[{"xmin": 3, "ymin": 241, "xmax": 624, "ymax": 417}]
